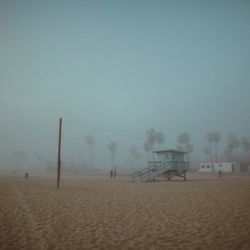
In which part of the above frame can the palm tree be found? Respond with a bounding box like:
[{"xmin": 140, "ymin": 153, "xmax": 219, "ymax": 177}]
[
  {"xmin": 206, "ymin": 132, "xmax": 221, "ymax": 162},
  {"xmin": 147, "ymin": 128, "xmax": 156, "ymax": 149},
  {"xmin": 155, "ymin": 131, "xmax": 165, "ymax": 149},
  {"xmin": 227, "ymin": 134, "xmax": 239, "ymax": 158},
  {"xmin": 213, "ymin": 132, "xmax": 220, "ymax": 162},
  {"xmin": 206, "ymin": 133, "xmax": 214, "ymax": 161},
  {"xmin": 177, "ymin": 132, "xmax": 190, "ymax": 145},
  {"xmin": 224, "ymin": 134, "xmax": 240, "ymax": 161},
  {"xmin": 177, "ymin": 132, "xmax": 191, "ymax": 153},
  {"xmin": 241, "ymin": 137, "xmax": 250, "ymax": 155},
  {"xmin": 224, "ymin": 143, "xmax": 234, "ymax": 161},
  {"xmin": 85, "ymin": 135, "xmax": 95, "ymax": 169},
  {"xmin": 203, "ymin": 146, "xmax": 211, "ymax": 161},
  {"xmin": 108, "ymin": 141, "xmax": 117, "ymax": 169}
]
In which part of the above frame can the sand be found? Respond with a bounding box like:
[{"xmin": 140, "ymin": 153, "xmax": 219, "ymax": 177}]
[{"xmin": 0, "ymin": 172, "xmax": 250, "ymax": 250}]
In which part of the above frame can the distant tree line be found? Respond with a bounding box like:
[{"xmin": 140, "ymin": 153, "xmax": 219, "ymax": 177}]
[
  {"xmin": 203, "ymin": 132, "xmax": 250, "ymax": 162},
  {"xmin": 6, "ymin": 130, "xmax": 249, "ymax": 174},
  {"xmin": 143, "ymin": 129, "xmax": 249, "ymax": 164}
]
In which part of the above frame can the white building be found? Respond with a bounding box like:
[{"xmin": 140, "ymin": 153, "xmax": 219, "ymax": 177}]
[{"xmin": 198, "ymin": 162, "xmax": 240, "ymax": 173}]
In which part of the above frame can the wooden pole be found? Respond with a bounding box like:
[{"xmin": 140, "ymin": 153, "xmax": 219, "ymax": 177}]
[{"xmin": 57, "ymin": 118, "xmax": 62, "ymax": 188}]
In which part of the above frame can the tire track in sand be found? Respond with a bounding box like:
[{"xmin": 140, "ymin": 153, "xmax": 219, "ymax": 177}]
[{"xmin": 14, "ymin": 184, "xmax": 48, "ymax": 250}]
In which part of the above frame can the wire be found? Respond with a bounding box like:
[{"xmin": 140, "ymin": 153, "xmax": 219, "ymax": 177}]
[{"xmin": 63, "ymin": 119, "xmax": 144, "ymax": 141}]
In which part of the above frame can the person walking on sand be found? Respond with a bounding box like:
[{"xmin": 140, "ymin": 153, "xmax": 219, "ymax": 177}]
[
  {"xmin": 110, "ymin": 169, "xmax": 113, "ymax": 178},
  {"xmin": 218, "ymin": 170, "xmax": 222, "ymax": 177}
]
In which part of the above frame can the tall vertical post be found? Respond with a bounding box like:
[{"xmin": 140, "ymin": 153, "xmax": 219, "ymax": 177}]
[{"xmin": 57, "ymin": 118, "xmax": 62, "ymax": 188}]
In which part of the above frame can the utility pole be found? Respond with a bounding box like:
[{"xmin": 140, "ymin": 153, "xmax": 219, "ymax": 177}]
[{"xmin": 57, "ymin": 118, "xmax": 62, "ymax": 188}]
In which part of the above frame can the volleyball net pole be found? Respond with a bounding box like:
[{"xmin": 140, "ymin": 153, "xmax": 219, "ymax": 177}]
[{"xmin": 57, "ymin": 118, "xmax": 62, "ymax": 188}]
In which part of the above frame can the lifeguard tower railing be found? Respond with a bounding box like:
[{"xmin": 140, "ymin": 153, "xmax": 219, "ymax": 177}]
[{"xmin": 131, "ymin": 160, "xmax": 188, "ymax": 182}]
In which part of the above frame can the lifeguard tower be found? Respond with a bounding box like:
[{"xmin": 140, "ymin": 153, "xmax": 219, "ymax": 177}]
[{"xmin": 131, "ymin": 149, "xmax": 189, "ymax": 182}]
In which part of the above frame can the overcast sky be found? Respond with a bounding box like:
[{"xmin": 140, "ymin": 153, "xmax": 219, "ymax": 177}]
[{"xmin": 0, "ymin": 0, "xmax": 249, "ymax": 169}]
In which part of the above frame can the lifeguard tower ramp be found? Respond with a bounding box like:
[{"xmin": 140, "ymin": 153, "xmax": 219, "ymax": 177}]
[{"xmin": 131, "ymin": 149, "xmax": 188, "ymax": 182}]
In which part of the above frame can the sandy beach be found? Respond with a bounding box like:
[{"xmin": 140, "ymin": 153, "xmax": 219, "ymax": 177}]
[{"xmin": 0, "ymin": 172, "xmax": 250, "ymax": 250}]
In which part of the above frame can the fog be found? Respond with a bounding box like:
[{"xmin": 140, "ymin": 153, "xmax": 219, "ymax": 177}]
[{"xmin": 0, "ymin": 1, "xmax": 249, "ymax": 173}]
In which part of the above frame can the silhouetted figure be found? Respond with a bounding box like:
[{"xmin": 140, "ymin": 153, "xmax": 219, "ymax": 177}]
[
  {"xmin": 218, "ymin": 170, "xmax": 222, "ymax": 178},
  {"xmin": 24, "ymin": 173, "xmax": 29, "ymax": 179},
  {"xmin": 110, "ymin": 169, "xmax": 113, "ymax": 178}
]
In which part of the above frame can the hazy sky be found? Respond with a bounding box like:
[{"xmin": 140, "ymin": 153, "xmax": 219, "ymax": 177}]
[{"xmin": 0, "ymin": 0, "xmax": 249, "ymax": 169}]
